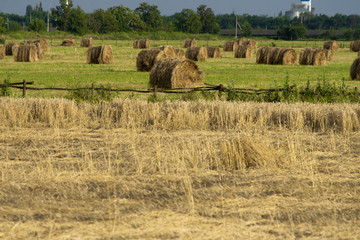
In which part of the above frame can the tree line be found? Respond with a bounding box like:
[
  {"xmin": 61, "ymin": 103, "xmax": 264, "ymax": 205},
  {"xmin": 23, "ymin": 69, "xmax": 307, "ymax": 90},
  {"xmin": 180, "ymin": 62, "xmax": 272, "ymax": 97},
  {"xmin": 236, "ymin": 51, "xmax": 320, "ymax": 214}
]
[{"xmin": 1, "ymin": 0, "xmax": 360, "ymax": 40}]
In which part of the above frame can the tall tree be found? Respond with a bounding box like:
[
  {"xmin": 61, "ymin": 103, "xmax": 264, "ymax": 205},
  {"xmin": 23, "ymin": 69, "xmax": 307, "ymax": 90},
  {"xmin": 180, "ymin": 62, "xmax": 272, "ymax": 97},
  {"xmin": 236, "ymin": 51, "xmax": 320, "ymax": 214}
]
[
  {"xmin": 0, "ymin": 17, "xmax": 6, "ymax": 33},
  {"xmin": 51, "ymin": 0, "xmax": 73, "ymax": 31},
  {"xmin": 196, "ymin": 5, "xmax": 220, "ymax": 34},
  {"xmin": 107, "ymin": 6, "xmax": 145, "ymax": 32},
  {"xmin": 241, "ymin": 21, "xmax": 252, "ymax": 37},
  {"xmin": 135, "ymin": 2, "xmax": 162, "ymax": 30},
  {"xmin": 174, "ymin": 9, "xmax": 202, "ymax": 33},
  {"xmin": 67, "ymin": 6, "xmax": 87, "ymax": 34},
  {"xmin": 28, "ymin": 18, "xmax": 46, "ymax": 32}
]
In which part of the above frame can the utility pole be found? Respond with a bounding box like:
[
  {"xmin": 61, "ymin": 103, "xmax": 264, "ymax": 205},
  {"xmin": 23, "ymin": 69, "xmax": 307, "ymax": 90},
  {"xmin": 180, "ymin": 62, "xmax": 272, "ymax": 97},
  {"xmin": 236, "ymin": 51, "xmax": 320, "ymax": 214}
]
[
  {"xmin": 47, "ymin": 12, "xmax": 50, "ymax": 32},
  {"xmin": 235, "ymin": 15, "xmax": 237, "ymax": 39},
  {"xmin": 7, "ymin": 18, "xmax": 9, "ymax": 30},
  {"xmin": 235, "ymin": 16, "xmax": 242, "ymax": 39}
]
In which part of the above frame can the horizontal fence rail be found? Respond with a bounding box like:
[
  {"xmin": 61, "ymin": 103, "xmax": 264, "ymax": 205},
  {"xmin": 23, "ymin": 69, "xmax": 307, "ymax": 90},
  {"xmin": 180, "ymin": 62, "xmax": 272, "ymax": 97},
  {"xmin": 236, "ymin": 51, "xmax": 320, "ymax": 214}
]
[{"xmin": 0, "ymin": 80, "xmax": 297, "ymax": 98}]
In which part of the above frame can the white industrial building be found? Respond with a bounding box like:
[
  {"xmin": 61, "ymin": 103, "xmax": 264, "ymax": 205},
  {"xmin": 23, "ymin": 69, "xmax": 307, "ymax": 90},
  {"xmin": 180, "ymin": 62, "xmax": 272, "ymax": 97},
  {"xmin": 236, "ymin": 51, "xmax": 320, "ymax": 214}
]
[{"xmin": 285, "ymin": 0, "xmax": 315, "ymax": 19}]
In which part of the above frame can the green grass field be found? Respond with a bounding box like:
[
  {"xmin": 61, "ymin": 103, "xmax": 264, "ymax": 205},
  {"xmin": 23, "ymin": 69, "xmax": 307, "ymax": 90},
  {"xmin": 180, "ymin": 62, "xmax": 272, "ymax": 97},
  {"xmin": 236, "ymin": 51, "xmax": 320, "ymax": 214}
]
[{"xmin": 1, "ymin": 38, "xmax": 359, "ymax": 99}]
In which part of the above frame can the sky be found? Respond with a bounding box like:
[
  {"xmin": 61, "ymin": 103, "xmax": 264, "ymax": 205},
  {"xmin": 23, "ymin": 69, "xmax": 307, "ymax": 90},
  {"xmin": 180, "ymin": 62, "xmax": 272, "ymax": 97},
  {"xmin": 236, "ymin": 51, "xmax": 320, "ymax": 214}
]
[{"xmin": 1, "ymin": 0, "xmax": 360, "ymax": 17}]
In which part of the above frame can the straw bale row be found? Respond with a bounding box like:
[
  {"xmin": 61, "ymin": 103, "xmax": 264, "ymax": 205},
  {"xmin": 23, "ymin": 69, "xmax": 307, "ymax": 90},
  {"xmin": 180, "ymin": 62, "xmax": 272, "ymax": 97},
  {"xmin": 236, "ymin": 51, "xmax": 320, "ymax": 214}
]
[
  {"xmin": 350, "ymin": 57, "xmax": 360, "ymax": 80},
  {"xmin": 350, "ymin": 40, "xmax": 360, "ymax": 52},
  {"xmin": 223, "ymin": 41, "xmax": 238, "ymax": 51},
  {"xmin": 5, "ymin": 42, "xmax": 20, "ymax": 55},
  {"xmin": 183, "ymin": 39, "xmax": 197, "ymax": 48},
  {"xmin": 81, "ymin": 38, "xmax": 93, "ymax": 48},
  {"xmin": 256, "ymin": 47, "xmax": 297, "ymax": 65},
  {"xmin": 133, "ymin": 39, "xmax": 150, "ymax": 49},
  {"xmin": 185, "ymin": 47, "xmax": 208, "ymax": 61},
  {"xmin": 299, "ymin": 48, "xmax": 326, "ymax": 66},
  {"xmin": 87, "ymin": 45, "xmax": 113, "ymax": 64},
  {"xmin": 323, "ymin": 41, "xmax": 339, "ymax": 51},
  {"xmin": 149, "ymin": 58, "xmax": 203, "ymax": 89},
  {"xmin": 136, "ymin": 46, "xmax": 177, "ymax": 71}
]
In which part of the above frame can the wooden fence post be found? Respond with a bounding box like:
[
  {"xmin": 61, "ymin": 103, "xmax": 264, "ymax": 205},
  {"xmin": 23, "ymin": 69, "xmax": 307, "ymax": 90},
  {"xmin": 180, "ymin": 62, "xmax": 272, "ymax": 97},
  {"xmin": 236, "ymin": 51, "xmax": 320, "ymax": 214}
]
[{"xmin": 22, "ymin": 80, "xmax": 27, "ymax": 98}]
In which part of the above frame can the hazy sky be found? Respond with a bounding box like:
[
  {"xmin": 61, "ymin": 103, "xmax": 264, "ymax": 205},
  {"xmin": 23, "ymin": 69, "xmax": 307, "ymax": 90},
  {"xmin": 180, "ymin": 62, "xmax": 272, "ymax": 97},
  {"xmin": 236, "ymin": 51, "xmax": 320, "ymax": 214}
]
[{"xmin": 1, "ymin": 0, "xmax": 359, "ymax": 16}]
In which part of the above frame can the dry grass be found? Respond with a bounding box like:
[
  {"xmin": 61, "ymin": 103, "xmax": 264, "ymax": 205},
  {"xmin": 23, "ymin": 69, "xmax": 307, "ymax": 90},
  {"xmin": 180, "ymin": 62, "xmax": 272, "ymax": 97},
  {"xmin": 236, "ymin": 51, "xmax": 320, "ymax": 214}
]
[{"xmin": 0, "ymin": 98, "xmax": 359, "ymax": 239}]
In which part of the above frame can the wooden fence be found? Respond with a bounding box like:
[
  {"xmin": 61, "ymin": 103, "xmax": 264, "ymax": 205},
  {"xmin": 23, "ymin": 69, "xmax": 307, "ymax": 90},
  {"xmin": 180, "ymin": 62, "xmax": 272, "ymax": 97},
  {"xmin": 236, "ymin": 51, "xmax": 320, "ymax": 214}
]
[{"xmin": 0, "ymin": 80, "xmax": 294, "ymax": 98}]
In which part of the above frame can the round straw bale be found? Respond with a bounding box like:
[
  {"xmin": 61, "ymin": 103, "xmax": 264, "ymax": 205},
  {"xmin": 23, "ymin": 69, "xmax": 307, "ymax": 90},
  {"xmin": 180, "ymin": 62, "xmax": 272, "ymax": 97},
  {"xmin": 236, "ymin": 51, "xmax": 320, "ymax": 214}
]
[
  {"xmin": 136, "ymin": 46, "xmax": 177, "ymax": 71},
  {"xmin": 80, "ymin": 37, "xmax": 94, "ymax": 48},
  {"xmin": 299, "ymin": 48, "xmax": 325, "ymax": 66},
  {"xmin": 269, "ymin": 47, "xmax": 282, "ymax": 63},
  {"xmin": 185, "ymin": 47, "xmax": 208, "ymax": 61},
  {"xmin": 206, "ymin": 47, "xmax": 221, "ymax": 58},
  {"xmin": 237, "ymin": 38, "xmax": 257, "ymax": 51},
  {"xmin": 234, "ymin": 45, "xmax": 252, "ymax": 58},
  {"xmin": 175, "ymin": 49, "xmax": 185, "ymax": 59},
  {"xmin": 13, "ymin": 45, "xmax": 38, "ymax": 62},
  {"xmin": 256, "ymin": 46, "xmax": 268, "ymax": 64},
  {"xmin": 256, "ymin": 47, "xmax": 297, "ymax": 65},
  {"xmin": 149, "ymin": 58, "xmax": 203, "ymax": 89},
  {"xmin": 324, "ymin": 49, "xmax": 333, "ymax": 61},
  {"xmin": 182, "ymin": 39, "xmax": 197, "ymax": 48},
  {"xmin": 5, "ymin": 43, "xmax": 20, "ymax": 55},
  {"xmin": 61, "ymin": 39, "xmax": 76, "ymax": 46},
  {"xmin": 223, "ymin": 41, "xmax": 238, "ymax": 51},
  {"xmin": 350, "ymin": 40, "xmax": 360, "ymax": 52},
  {"xmin": 0, "ymin": 46, "xmax": 5, "ymax": 59},
  {"xmin": 278, "ymin": 48, "xmax": 297, "ymax": 65},
  {"xmin": 87, "ymin": 45, "xmax": 113, "ymax": 64},
  {"xmin": 135, "ymin": 39, "xmax": 150, "ymax": 49},
  {"xmin": 25, "ymin": 41, "xmax": 45, "ymax": 60},
  {"xmin": 323, "ymin": 41, "xmax": 339, "ymax": 51},
  {"xmin": 350, "ymin": 57, "xmax": 360, "ymax": 80}
]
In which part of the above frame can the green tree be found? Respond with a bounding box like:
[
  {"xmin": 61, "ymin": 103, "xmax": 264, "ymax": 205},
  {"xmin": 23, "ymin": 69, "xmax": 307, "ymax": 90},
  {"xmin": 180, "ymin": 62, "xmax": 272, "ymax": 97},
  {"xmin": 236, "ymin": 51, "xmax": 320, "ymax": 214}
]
[
  {"xmin": 8, "ymin": 21, "xmax": 22, "ymax": 31},
  {"xmin": 290, "ymin": 24, "xmax": 306, "ymax": 40},
  {"xmin": 107, "ymin": 6, "xmax": 145, "ymax": 32},
  {"xmin": 241, "ymin": 21, "xmax": 252, "ymax": 37},
  {"xmin": 135, "ymin": 2, "xmax": 162, "ymax": 30},
  {"xmin": 175, "ymin": 9, "xmax": 202, "ymax": 33},
  {"xmin": 196, "ymin": 5, "xmax": 220, "ymax": 34},
  {"xmin": 67, "ymin": 6, "xmax": 87, "ymax": 34},
  {"xmin": 278, "ymin": 24, "xmax": 306, "ymax": 40},
  {"xmin": 354, "ymin": 29, "xmax": 360, "ymax": 40},
  {"xmin": 28, "ymin": 18, "xmax": 46, "ymax": 32},
  {"xmin": 88, "ymin": 9, "xmax": 118, "ymax": 33},
  {"xmin": 51, "ymin": 0, "xmax": 73, "ymax": 31},
  {"xmin": 0, "ymin": 17, "xmax": 6, "ymax": 33}
]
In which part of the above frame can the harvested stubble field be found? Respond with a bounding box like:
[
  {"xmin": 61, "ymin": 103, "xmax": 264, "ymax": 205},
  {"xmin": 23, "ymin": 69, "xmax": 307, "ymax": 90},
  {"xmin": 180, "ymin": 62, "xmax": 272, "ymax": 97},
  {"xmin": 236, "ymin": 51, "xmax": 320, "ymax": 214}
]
[{"xmin": 0, "ymin": 98, "xmax": 360, "ymax": 239}]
